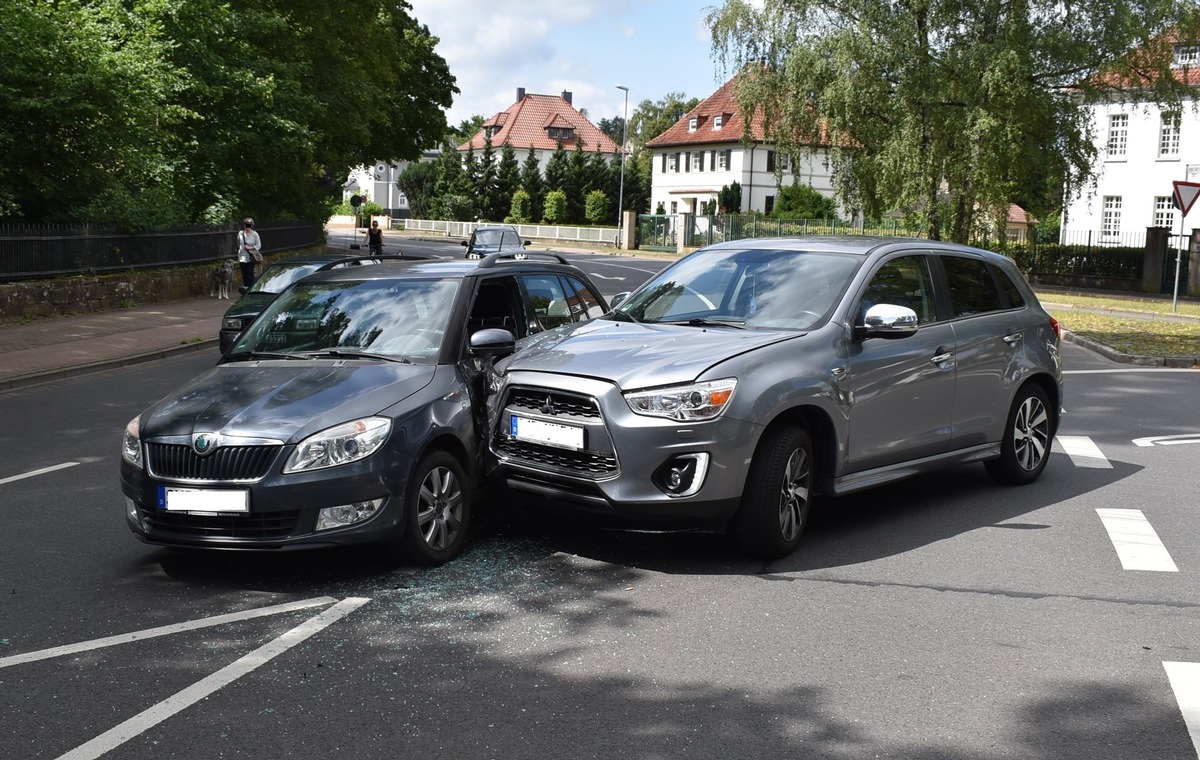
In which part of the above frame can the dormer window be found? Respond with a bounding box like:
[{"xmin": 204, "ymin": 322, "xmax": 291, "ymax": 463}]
[
  {"xmin": 547, "ymin": 126, "xmax": 575, "ymax": 141},
  {"xmin": 713, "ymin": 115, "xmax": 724, "ymax": 130},
  {"xmin": 483, "ymin": 126, "xmax": 500, "ymax": 139},
  {"xmin": 688, "ymin": 117, "xmax": 698, "ymax": 132},
  {"xmin": 1175, "ymin": 44, "xmax": 1200, "ymax": 67}
]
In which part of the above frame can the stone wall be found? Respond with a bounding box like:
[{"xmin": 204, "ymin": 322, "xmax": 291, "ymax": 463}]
[{"xmin": 0, "ymin": 247, "xmax": 320, "ymax": 325}]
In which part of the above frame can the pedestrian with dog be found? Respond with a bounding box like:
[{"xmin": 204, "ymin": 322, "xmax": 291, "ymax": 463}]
[
  {"xmin": 366, "ymin": 219, "xmax": 383, "ymax": 256},
  {"xmin": 237, "ymin": 218, "xmax": 263, "ymax": 288}
]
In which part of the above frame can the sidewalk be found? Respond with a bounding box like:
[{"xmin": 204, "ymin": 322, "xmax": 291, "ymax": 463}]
[{"xmin": 0, "ymin": 296, "xmax": 229, "ymax": 391}]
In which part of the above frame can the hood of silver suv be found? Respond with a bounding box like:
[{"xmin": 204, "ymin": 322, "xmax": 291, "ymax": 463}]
[{"xmin": 506, "ymin": 319, "xmax": 797, "ymax": 388}]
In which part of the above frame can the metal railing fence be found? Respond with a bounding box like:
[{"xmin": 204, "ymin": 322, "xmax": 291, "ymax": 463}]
[{"xmin": 0, "ymin": 221, "xmax": 324, "ymax": 282}]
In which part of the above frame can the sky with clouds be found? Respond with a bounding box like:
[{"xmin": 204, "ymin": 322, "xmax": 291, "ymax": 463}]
[{"xmin": 406, "ymin": 0, "xmax": 734, "ymax": 127}]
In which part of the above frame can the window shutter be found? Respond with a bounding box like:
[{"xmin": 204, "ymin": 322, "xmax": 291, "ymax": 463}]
[
  {"xmin": 685, "ymin": 152, "xmax": 691, "ymax": 172},
  {"xmin": 661, "ymin": 153, "xmax": 666, "ymax": 173},
  {"xmin": 711, "ymin": 150, "xmax": 717, "ymax": 170},
  {"xmin": 725, "ymin": 149, "xmax": 732, "ymax": 169},
  {"xmin": 767, "ymin": 150, "xmax": 775, "ymax": 172},
  {"xmin": 674, "ymin": 152, "xmax": 681, "ymax": 173}
]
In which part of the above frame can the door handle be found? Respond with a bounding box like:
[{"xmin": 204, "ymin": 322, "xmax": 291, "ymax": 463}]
[
  {"xmin": 1003, "ymin": 333, "xmax": 1022, "ymax": 345},
  {"xmin": 930, "ymin": 348, "xmax": 953, "ymax": 364}
]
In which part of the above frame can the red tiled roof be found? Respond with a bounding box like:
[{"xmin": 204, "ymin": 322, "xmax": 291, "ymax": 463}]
[
  {"xmin": 645, "ymin": 74, "xmax": 838, "ymax": 149},
  {"xmin": 1094, "ymin": 28, "xmax": 1200, "ymax": 88},
  {"xmin": 459, "ymin": 93, "xmax": 620, "ymax": 154}
]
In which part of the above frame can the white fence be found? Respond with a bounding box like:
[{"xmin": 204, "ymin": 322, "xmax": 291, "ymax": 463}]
[{"xmin": 402, "ymin": 219, "xmax": 619, "ymax": 246}]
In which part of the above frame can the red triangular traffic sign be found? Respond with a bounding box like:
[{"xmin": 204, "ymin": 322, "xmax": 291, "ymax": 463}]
[{"xmin": 1173, "ymin": 181, "xmax": 1200, "ymax": 215}]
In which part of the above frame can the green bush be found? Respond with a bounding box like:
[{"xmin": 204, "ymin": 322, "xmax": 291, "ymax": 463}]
[
  {"xmin": 584, "ymin": 190, "xmax": 608, "ymax": 225},
  {"xmin": 544, "ymin": 190, "xmax": 567, "ymax": 224}
]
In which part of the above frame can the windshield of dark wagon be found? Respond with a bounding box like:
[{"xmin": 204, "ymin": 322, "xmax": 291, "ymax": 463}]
[
  {"xmin": 616, "ymin": 248, "xmax": 861, "ymax": 330},
  {"xmin": 230, "ymin": 278, "xmax": 460, "ymax": 362}
]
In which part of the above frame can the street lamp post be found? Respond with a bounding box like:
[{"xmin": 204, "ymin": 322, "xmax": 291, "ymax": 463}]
[{"xmin": 615, "ymin": 84, "xmax": 629, "ymax": 249}]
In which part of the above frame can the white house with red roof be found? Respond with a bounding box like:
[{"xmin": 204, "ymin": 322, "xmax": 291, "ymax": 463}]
[
  {"xmin": 1063, "ymin": 40, "xmax": 1200, "ymax": 245},
  {"xmin": 645, "ymin": 76, "xmax": 838, "ymax": 216},
  {"xmin": 458, "ymin": 88, "xmax": 620, "ymax": 169}
]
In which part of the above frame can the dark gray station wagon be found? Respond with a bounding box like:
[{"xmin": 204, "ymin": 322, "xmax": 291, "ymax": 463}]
[{"xmin": 490, "ymin": 237, "xmax": 1063, "ymax": 559}]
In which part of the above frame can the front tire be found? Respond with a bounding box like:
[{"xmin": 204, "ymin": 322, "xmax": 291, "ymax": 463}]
[
  {"xmin": 985, "ymin": 384, "xmax": 1054, "ymax": 485},
  {"xmin": 394, "ymin": 451, "xmax": 471, "ymax": 565},
  {"xmin": 735, "ymin": 426, "xmax": 814, "ymax": 560}
]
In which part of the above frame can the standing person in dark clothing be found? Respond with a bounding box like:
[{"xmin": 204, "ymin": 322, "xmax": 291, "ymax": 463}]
[{"xmin": 366, "ymin": 219, "xmax": 383, "ymax": 256}]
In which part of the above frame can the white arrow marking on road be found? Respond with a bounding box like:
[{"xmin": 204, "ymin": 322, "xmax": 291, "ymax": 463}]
[
  {"xmin": 1133, "ymin": 434, "xmax": 1200, "ymax": 447},
  {"xmin": 56, "ymin": 597, "xmax": 371, "ymax": 760},
  {"xmin": 0, "ymin": 461, "xmax": 79, "ymax": 486},
  {"xmin": 0, "ymin": 596, "xmax": 339, "ymax": 669},
  {"xmin": 1163, "ymin": 662, "xmax": 1200, "ymax": 758},
  {"xmin": 1096, "ymin": 509, "xmax": 1178, "ymax": 572},
  {"xmin": 1054, "ymin": 436, "xmax": 1112, "ymax": 468}
]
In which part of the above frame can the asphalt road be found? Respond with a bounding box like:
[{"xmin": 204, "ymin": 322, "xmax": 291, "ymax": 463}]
[{"xmin": 3, "ymin": 247, "xmax": 1200, "ymax": 758}]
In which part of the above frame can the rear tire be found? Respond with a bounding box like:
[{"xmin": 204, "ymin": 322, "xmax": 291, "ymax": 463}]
[
  {"xmin": 985, "ymin": 384, "xmax": 1054, "ymax": 485},
  {"xmin": 735, "ymin": 426, "xmax": 814, "ymax": 560},
  {"xmin": 393, "ymin": 451, "xmax": 471, "ymax": 565}
]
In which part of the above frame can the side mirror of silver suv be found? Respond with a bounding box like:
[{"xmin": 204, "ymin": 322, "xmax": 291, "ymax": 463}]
[{"xmin": 856, "ymin": 304, "xmax": 919, "ymax": 340}]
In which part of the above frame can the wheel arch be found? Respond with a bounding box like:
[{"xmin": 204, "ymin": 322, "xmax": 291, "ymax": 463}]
[
  {"xmin": 756, "ymin": 403, "xmax": 839, "ymax": 491},
  {"xmin": 1021, "ymin": 372, "xmax": 1061, "ymax": 435}
]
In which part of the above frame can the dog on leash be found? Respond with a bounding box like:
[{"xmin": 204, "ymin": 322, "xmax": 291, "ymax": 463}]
[{"xmin": 210, "ymin": 259, "xmax": 234, "ymax": 299}]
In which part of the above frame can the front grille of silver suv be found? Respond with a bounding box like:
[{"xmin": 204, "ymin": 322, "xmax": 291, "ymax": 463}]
[{"xmin": 492, "ymin": 387, "xmax": 618, "ymax": 476}]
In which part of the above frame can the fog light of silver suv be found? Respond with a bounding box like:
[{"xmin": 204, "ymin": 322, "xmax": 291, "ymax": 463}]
[
  {"xmin": 315, "ymin": 498, "xmax": 385, "ymax": 531},
  {"xmin": 653, "ymin": 453, "xmax": 710, "ymax": 497},
  {"xmin": 624, "ymin": 378, "xmax": 737, "ymax": 421}
]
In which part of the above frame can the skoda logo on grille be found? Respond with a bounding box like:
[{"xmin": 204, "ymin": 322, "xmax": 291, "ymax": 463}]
[
  {"xmin": 192, "ymin": 433, "xmax": 218, "ymax": 456},
  {"xmin": 540, "ymin": 395, "xmax": 556, "ymax": 415}
]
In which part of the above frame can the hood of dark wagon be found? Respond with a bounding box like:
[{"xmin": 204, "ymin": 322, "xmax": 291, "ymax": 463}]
[{"xmin": 140, "ymin": 361, "xmax": 436, "ymax": 443}]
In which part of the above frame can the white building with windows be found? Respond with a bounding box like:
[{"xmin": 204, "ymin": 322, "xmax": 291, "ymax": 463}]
[
  {"xmin": 1062, "ymin": 42, "xmax": 1200, "ymax": 244},
  {"xmin": 645, "ymin": 76, "xmax": 838, "ymax": 216}
]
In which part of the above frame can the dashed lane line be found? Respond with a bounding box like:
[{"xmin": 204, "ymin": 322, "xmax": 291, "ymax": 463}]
[
  {"xmin": 0, "ymin": 596, "xmax": 338, "ymax": 669},
  {"xmin": 56, "ymin": 597, "xmax": 371, "ymax": 760},
  {"xmin": 1096, "ymin": 508, "xmax": 1179, "ymax": 572},
  {"xmin": 0, "ymin": 461, "xmax": 79, "ymax": 486},
  {"xmin": 1054, "ymin": 436, "xmax": 1113, "ymax": 469}
]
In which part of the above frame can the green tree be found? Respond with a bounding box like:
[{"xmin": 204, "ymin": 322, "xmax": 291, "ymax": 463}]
[
  {"xmin": 520, "ymin": 146, "xmax": 545, "ymax": 224},
  {"xmin": 544, "ymin": 143, "xmax": 569, "ymax": 193},
  {"xmin": 718, "ymin": 181, "xmax": 743, "ymax": 214},
  {"xmin": 585, "ymin": 190, "xmax": 609, "ymax": 225},
  {"xmin": 630, "ymin": 92, "xmax": 701, "ymax": 146},
  {"xmin": 0, "ymin": 0, "xmax": 455, "ymax": 226},
  {"xmin": 773, "ymin": 183, "xmax": 836, "ymax": 219},
  {"xmin": 566, "ymin": 143, "xmax": 589, "ymax": 223},
  {"xmin": 709, "ymin": 0, "xmax": 1200, "ymax": 243},
  {"xmin": 462, "ymin": 145, "xmax": 481, "ymax": 219},
  {"xmin": 398, "ymin": 161, "xmax": 439, "ymax": 219},
  {"xmin": 476, "ymin": 136, "xmax": 500, "ymax": 221},
  {"xmin": 543, "ymin": 189, "xmax": 568, "ymax": 224},
  {"xmin": 507, "ymin": 188, "xmax": 532, "ymax": 224},
  {"xmin": 496, "ymin": 142, "xmax": 521, "ymax": 212}
]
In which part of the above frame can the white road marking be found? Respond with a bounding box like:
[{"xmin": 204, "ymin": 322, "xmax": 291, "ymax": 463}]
[
  {"xmin": 1163, "ymin": 662, "xmax": 1200, "ymax": 758},
  {"xmin": 56, "ymin": 597, "xmax": 371, "ymax": 760},
  {"xmin": 1134, "ymin": 434, "xmax": 1200, "ymax": 447},
  {"xmin": 1095, "ymin": 509, "xmax": 1178, "ymax": 572},
  {"xmin": 586, "ymin": 272, "xmax": 627, "ymax": 280},
  {"xmin": 0, "ymin": 596, "xmax": 338, "ymax": 669},
  {"xmin": 1054, "ymin": 436, "xmax": 1112, "ymax": 468},
  {"xmin": 1064, "ymin": 368, "xmax": 1198, "ymax": 374},
  {"xmin": 0, "ymin": 461, "xmax": 79, "ymax": 486}
]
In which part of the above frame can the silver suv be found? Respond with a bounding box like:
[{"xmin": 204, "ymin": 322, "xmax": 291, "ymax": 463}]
[{"xmin": 490, "ymin": 237, "xmax": 1063, "ymax": 559}]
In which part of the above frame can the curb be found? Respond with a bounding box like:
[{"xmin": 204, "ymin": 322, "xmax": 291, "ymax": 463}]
[
  {"xmin": 0, "ymin": 338, "xmax": 219, "ymax": 393},
  {"xmin": 1060, "ymin": 329, "xmax": 1199, "ymax": 368}
]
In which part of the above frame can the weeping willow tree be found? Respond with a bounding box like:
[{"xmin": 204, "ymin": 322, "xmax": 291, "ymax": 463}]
[{"xmin": 708, "ymin": 0, "xmax": 1200, "ymax": 243}]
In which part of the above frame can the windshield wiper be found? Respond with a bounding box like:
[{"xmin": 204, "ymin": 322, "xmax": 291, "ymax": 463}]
[
  {"xmin": 608, "ymin": 311, "xmax": 640, "ymax": 323},
  {"xmin": 666, "ymin": 318, "xmax": 748, "ymax": 329},
  {"xmin": 232, "ymin": 350, "xmax": 314, "ymax": 361},
  {"xmin": 302, "ymin": 349, "xmax": 412, "ymax": 364}
]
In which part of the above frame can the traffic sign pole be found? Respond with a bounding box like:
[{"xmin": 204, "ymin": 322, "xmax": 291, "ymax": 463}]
[{"xmin": 1170, "ymin": 181, "xmax": 1200, "ymax": 313}]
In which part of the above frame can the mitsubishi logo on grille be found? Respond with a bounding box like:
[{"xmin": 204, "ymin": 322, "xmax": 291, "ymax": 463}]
[
  {"xmin": 540, "ymin": 395, "xmax": 556, "ymax": 415},
  {"xmin": 192, "ymin": 433, "xmax": 218, "ymax": 456}
]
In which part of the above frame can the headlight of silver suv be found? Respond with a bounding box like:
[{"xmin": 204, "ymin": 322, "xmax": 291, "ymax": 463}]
[
  {"xmin": 624, "ymin": 378, "xmax": 737, "ymax": 421},
  {"xmin": 284, "ymin": 417, "xmax": 391, "ymax": 473},
  {"xmin": 122, "ymin": 416, "xmax": 143, "ymax": 467}
]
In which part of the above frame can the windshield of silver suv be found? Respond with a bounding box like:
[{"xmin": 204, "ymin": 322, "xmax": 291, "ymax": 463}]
[{"xmin": 615, "ymin": 247, "xmax": 861, "ymax": 330}]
